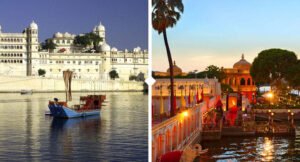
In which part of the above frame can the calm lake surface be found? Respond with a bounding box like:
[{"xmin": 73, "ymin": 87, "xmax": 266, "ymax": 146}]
[
  {"xmin": 200, "ymin": 124, "xmax": 300, "ymax": 161},
  {"xmin": 0, "ymin": 92, "xmax": 147, "ymax": 161}
]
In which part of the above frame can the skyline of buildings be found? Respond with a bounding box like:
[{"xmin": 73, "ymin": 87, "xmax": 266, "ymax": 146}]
[{"xmin": 0, "ymin": 21, "xmax": 148, "ymax": 80}]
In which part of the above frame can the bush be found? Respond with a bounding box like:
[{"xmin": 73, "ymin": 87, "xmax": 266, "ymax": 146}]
[
  {"xmin": 109, "ymin": 70, "xmax": 119, "ymax": 80},
  {"xmin": 38, "ymin": 69, "xmax": 46, "ymax": 76}
]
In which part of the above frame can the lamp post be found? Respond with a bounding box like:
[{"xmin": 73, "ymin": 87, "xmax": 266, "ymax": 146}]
[
  {"xmin": 268, "ymin": 109, "xmax": 271, "ymax": 124},
  {"xmin": 266, "ymin": 91, "xmax": 274, "ymax": 106},
  {"xmin": 291, "ymin": 112, "xmax": 294, "ymax": 125},
  {"xmin": 288, "ymin": 109, "xmax": 291, "ymax": 122},
  {"xmin": 271, "ymin": 112, "xmax": 274, "ymax": 124}
]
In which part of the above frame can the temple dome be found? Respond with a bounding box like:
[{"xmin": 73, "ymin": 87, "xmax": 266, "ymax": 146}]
[
  {"xmin": 167, "ymin": 61, "xmax": 183, "ymax": 76},
  {"xmin": 233, "ymin": 54, "xmax": 251, "ymax": 70},
  {"xmin": 29, "ymin": 21, "xmax": 38, "ymax": 29},
  {"xmin": 94, "ymin": 22, "xmax": 105, "ymax": 31},
  {"xmin": 98, "ymin": 42, "xmax": 110, "ymax": 52}
]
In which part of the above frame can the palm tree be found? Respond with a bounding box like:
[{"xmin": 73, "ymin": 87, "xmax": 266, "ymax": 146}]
[{"xmin": 152, "ymin": 0, "xmax": 184, "ymax": 116}]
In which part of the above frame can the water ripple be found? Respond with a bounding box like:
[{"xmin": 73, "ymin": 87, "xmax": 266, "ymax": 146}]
[{"xmin": 0, "ymin": 92, "xmax": 147, "ymax": 161}]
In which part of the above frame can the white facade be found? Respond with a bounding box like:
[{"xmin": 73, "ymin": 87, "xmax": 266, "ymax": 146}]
[{"xmin": 0, "ymin": 22, "xmax": 148, "ymax": 81}]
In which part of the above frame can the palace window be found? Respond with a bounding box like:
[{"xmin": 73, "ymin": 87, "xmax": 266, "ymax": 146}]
[{"xmin": 240, "ymin": 78, "xmax": 246, "ymax": 86}]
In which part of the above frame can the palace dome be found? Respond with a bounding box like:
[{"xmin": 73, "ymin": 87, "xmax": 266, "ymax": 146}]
[
  {"xmin": 94, "ymin": 22, "xmax": 105, "ymax": 31},
  {"xmin": 54, "ymin": 32, "xmax": 63, "ymax": 38},
  {"xmin": 233, "ymin": 54, "xmax": 251, "ymax": 70},
  {"xmin": 133, "ymin": 46, "xmax": 141, "ymax": 53},
  {"xmin": 29, "ymin": 21, "xmax": 38, "ymax": 29},
  {"xmin": 64, "ymin": 32, "xmax": 71, "ymax": 37},
  {"xmin": 167, "ymin": 61, "xmax": 183, "ymax": 76},
  {"xmin": 98, "ymin": 42, "xmax": 111, "ymax": 52},
  {"xmin": 111, "ymin": 47, "xmax": 118, "ymax": 52}
]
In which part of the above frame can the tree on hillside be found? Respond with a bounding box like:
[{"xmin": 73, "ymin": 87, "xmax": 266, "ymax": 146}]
[
  {"xmin": 152, "ymin": 0, "xmax": 184, "ymax": 116},
  {"xmin": 41, "ymin": 39, "xmax": 57, "ymax": 50},
  {"xmin": 250, "ymin": 48, "xmax": 298, "ymax": 86},
  {"xmin": 74, "ymin": 32, "xmax": 103, "ymax": 50}
]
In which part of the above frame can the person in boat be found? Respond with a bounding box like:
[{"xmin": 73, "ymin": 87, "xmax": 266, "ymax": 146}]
[
  {"xmin": 54, "ymin": 98, "xmax": 59, "ymax": 105},
  {"xmin": 93, "ymin": 100, "xmax": 100, "ymax": 109}
]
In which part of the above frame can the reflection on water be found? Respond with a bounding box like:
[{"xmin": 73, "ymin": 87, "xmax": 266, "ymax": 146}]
[
  {"xmin": 0, "ymin": 92, "xmax": 147, "ymax": 161},
  {"xmin": 201, "ymin": 124, "xmax": 300, "ymax": 161}
]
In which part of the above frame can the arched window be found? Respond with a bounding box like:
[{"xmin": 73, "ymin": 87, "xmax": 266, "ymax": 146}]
[
  {"xmin": 240, "ymin": 78, "xmax": 246, "ymax": 86},
  {"xmin": 229, "ymin": 78, "xmax": 233, "ymax": 85},
  {"xmin": 247, "ymin": 78, "xmax": 251, "ymax": 85}
]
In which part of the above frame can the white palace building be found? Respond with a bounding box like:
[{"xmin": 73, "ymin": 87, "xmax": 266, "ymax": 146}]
[{"xmin": 0, "ymin": 21, "xmax": 148, "ymax": 81}]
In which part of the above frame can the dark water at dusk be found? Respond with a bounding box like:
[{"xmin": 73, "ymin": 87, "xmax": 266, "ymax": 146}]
[
  {"xmin": 0, "ymin": 92, "xmax": 147, "ymax": 161},
  {"xmin": 200, "ymin": 124, "xmax": 300, "ymax": 161}
]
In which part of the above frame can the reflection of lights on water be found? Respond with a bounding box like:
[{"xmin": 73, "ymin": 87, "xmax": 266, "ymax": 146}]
[{"xmin": 260, "ymin": 137, "xmax": 274, "ymax": 161}]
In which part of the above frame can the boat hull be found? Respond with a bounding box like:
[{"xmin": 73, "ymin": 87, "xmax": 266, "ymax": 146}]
[{"xmin": 48, "ymin": 104, "xmax": 100, "ymax": 118}]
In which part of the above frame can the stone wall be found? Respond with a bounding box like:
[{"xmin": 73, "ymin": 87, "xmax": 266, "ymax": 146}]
[{"xmin": 0, "ymin": 76, "xmax": 144, "ymax": 92}]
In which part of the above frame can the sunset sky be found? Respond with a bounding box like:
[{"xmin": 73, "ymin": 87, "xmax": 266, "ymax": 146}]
[{"xmin": 153, "ymin": 0, "xmax": 300, "ymax": 72}]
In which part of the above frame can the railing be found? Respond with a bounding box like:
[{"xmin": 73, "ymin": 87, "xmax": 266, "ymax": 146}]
[{"xmin": 152, "ymin": 103, "xmax": 205, "ymax": 162}]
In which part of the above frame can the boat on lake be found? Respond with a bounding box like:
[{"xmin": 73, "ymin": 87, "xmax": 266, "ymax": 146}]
[
  {"xmin": 48, "ymin": 95, "xmax": 106, "ymax": 118},
  {"xmin": 47, "ymin": 70, "xmax": 106, "ymax": 118}
]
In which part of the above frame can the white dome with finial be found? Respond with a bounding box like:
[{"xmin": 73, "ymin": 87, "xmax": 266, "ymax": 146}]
[
  {"xmin": 98, "ymin": 42, "xmax": 111, "ymax": 52},
  {"xmin": 30, "ymin": 21, "xmax": 38, "ymax": 29},
  {"xmin": 94, "ymin": 22, "xmax": 105, "ymax": 31}
]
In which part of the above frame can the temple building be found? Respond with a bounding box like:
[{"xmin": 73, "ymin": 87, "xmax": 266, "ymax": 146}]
[
  {"xmin": 0, "ymin": 21, "xmax": 148, "ymax": 81},
  {"xmin": 153, "ymin": 61, "xmax": 187, "ymax": 77},
  {"xmin": 222, "ymin": 54, "xmax": 256, "ymax": 103}
]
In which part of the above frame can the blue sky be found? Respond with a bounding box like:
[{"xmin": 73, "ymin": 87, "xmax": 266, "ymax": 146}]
[
  {"xmin": 0, "ymin": 0, "xmax": 148, "ymax": 50},
  {"xmin": 153, "ymin": 0, "xmax": 300, "ymax": 71}
]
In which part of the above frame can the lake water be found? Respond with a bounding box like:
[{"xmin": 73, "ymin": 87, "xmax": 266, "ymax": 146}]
[
  {"xmin": 0, "ymin": 92, "xmax": 148, "ymax": 161},
  {"xmin": 200, "ymin": 124, "xmax": 300, "ymax": 161}
]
